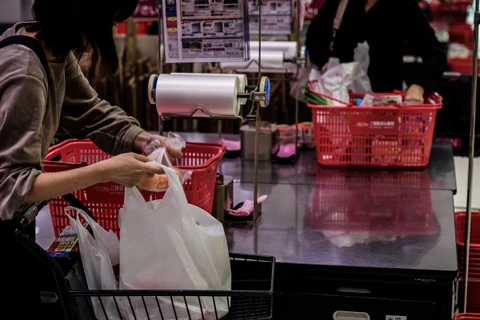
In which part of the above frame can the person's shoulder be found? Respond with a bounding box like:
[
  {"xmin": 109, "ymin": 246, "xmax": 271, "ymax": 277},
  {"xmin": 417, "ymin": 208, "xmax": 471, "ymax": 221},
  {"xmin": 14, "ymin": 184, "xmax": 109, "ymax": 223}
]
[{"xmin": 0, "ymin": 43, "xmax": 47, "ymax": 82}]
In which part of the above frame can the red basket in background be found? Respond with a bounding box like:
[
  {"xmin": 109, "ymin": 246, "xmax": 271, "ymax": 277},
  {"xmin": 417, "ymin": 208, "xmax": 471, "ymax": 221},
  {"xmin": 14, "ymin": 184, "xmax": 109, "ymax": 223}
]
[
  {"xmin": 449, "ymin": 23, "xmax": 474, "ymax": 49},
  {"xmin": 429, "ymin": 0, "xmax": 471, "ymax": 26},
  {"xmin": 456, "ymin": 212, "xmax": 480, "ymax": 279},
  {"xmin": 458, "ymin": 281, "xmax": 480, "ymax": 313},
  {"xmin": 448, "ymin": 57, "xmax": 480, "ymax": 75},
  {"xmin": 307, "ymin": 83, "xmax": 443, "ymax": 168},
  {"xmin": 44, "ymin": 139, "xmax": 226, "ymax": 237},
  {"xmin": 454, "ymin": 314, "xmax": 480, "ymax": 320}
]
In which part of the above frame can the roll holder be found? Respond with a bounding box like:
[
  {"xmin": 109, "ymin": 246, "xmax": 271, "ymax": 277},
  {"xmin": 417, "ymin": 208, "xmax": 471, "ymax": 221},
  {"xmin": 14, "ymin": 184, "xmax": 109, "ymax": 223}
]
[{"xmin": 147, "ymin": 77, "xmax": 270, "ymax": 122}]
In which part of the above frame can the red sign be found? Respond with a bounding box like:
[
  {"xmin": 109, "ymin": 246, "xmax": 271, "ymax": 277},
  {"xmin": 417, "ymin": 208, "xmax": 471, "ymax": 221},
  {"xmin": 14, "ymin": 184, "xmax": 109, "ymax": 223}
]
[
  {"xmin": 304, "ymin": 0, "xmax": 325, "ymax": 21},
  {"xmin": 133, "ymin": 0, "xmax": 159, "ymax": 20}
]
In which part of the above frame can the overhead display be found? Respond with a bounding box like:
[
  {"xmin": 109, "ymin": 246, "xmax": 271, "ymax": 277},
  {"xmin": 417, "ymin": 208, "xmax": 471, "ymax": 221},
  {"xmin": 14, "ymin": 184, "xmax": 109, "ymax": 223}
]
[
  {"xmin": 248, "ymin": 0, "xmax": 293, "ymax": 35},
  {"xmin": 162, "ymin": 0, "xmax": 250, "ymax": 63}
]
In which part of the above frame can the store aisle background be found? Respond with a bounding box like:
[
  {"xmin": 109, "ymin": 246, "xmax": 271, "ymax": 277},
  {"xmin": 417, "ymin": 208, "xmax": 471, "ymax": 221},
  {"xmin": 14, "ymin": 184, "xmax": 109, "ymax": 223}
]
[{"xmin": 35, "ymin": 155, "xmax": 480, "ymax": 250}]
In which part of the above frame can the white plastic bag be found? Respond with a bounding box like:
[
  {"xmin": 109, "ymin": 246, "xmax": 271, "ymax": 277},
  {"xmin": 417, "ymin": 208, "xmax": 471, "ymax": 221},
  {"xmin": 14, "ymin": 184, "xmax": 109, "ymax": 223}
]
[
  {"xmin": 311, "ymin": 60, "xmax": 371, "ymax": 103},
  {"xmin": 119, "ymin": 165, "xmax": 232, "ymax": 320},
  {"xmin": 66, "ymin": 207, "xmax": 125, "ymax": 320},
  {"xmin": 310, "ymin": 41, "xmax": 371, "ymax": 102}
]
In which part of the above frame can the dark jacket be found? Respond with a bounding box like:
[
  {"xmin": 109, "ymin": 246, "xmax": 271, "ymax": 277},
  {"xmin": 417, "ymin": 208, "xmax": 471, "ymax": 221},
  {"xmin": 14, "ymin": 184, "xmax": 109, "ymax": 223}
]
[{"xmin": 305, "ymin": 0, "xmax": 447, "ymax": 93}]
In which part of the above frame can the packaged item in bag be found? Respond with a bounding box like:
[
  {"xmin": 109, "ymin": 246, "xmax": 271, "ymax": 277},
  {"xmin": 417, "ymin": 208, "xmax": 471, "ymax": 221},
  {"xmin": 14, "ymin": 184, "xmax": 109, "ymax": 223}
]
[
  {"xmin": 138, "ymin": 133, "xmax": 192, "ymax": 192},
  {"xmin": 360, "ymin": 93, "xmax": 403, "ymax": 106}
]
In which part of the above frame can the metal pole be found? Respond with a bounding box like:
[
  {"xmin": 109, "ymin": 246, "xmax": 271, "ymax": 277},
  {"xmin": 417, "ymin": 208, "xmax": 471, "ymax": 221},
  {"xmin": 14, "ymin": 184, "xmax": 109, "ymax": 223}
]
[
  {"xmin": 157, "ymin": 0, "xmax": 163, "ymax": 75},
  {"xmin": 253, "ymin": 0, "xmax": 263, "ymax": 216},
  {"xmin": 463, "ymin": 0, "xmax": 480, "ymax": 312},
  {"xmin": 294, "ymin": 0, "xmax": 301, "ymax": 161},
  {"xmin": 157, "ymin": 0, "xmax": 164, "ymax": 136}
]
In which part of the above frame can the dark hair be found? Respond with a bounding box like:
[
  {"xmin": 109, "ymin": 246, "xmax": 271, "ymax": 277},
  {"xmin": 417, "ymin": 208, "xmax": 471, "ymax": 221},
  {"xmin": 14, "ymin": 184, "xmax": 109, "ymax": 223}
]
[{"xmin": 27, "ymin": 0, "xmax": 138, "ymax": 77}]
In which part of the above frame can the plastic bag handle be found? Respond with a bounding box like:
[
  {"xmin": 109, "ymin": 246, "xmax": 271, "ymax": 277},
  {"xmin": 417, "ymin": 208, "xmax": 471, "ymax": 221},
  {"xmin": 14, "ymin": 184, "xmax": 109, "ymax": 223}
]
[
  {"xmin": 162, "ymin": 164, "xmax": 189, "ymax": 206},
  {"xmin": 65, "ymin": 207, "xmax": 113, "ymax": 260}
]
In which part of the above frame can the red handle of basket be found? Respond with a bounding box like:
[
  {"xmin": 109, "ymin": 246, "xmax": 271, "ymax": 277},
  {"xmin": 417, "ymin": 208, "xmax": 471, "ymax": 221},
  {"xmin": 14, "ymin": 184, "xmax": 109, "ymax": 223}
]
[
  {"xmin": 308, "ymin": 83, "xmax": 443, "ymax": 109},
  {"xmin": 177, "ymin": 143, "xmax": 226, "ymax": 170},
  {"xmin": 45, "ymin": 139, "xmax": 88, "ymax": 161}
]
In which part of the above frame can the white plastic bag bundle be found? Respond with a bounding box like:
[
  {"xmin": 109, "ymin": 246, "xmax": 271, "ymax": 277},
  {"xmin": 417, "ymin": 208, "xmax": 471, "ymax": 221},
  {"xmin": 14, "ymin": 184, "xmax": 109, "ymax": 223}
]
[
  {"xmin": 310, "ymin": 41, "xmax": 372, "ymax": 102},
  {"xmin": 66, "ymin": 207, "xmax": 125, "ymax": 320},
  {"xmin": 311, "ymin": 60, "xmax": 371, "ymax": 103},
  {"xmin": 119, "ymin": 165, "xmax": 232, "ymax": 320}
]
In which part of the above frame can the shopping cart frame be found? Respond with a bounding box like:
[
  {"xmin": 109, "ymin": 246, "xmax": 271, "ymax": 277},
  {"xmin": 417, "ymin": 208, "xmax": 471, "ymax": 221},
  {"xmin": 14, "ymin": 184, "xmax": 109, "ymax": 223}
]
[{"xmin": 13, "ymin": 200, "xmax": 276, "ymax": 320}]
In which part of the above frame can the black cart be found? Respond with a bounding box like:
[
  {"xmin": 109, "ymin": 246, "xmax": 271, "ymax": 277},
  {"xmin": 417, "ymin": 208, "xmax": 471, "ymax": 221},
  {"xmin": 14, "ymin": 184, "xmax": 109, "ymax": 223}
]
[{"xmin": 12, "ymin": 201, "xmax": 275, "ymax": 320}]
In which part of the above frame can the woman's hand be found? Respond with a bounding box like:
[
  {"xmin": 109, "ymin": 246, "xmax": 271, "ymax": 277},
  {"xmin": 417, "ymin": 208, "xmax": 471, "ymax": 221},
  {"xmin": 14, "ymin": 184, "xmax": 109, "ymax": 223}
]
[
  {"xmin": 134, "ymin": 131, "xmax": 183, "ymax": 159},
  {"xmin": 96, "ymin": 153, "xmax": 164, "ymax": 188},
  {"xmin": 405, "ymin": 84, "xmax": 425, "ymax": 103}
]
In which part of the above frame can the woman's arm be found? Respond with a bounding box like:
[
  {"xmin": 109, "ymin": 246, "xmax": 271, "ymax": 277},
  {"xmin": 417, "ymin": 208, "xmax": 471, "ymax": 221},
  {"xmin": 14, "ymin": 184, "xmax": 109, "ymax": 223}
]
[
  {"xmin": 26, "ymin": 153, "xmax": 164, "ymax": 203},
  {"xmin": 404, "ymin": 0, "xmax": 447, "ymax": 95},
  {"xmin": 26, "ymin": 165, "xmax": 103, "ymax": 203},
  {"xmin": 0, "ymin": 49, "xmax": 163, "ymax": 220},
  {"xmin": 305, "ymin": 0, "xmax": 338, "ymax": 69}
]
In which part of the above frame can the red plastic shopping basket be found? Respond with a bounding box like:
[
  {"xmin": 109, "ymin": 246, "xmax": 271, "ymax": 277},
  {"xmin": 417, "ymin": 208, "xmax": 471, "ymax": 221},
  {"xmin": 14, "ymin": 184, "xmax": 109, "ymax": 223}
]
[
  {"xmin": 456, "ymin": 212, "xmax": 480, "ymax": 279},
  {"xmin": 43, "ymin": 139, "xmax": 226, "ymax": 237},
  {"xmin": 429, "ymin": 0, "xmax": 471, "ymax": 14},
  {"xmin": 458, "ymin": 281, "xmax": 480, "ymax": 313},
  {"xmin": 307, "ymin": 82, "xmax": 443, "ymax": 168},
  {"xmin": 449, "ymin": 57, "xmax": 480, "ymax": 75},
  {"xmin": 454, "ymin": 314, "xmax": 480, "ymax": 320},
  {"xmin": 449, "ymin": 23, "xmax": 475, "ymax": 49}
]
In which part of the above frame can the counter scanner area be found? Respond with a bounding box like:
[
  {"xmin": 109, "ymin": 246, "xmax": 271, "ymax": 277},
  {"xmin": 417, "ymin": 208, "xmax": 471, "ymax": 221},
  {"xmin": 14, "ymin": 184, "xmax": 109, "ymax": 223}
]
[{"xmin": 175, "ymin": 132, "xmax": 458, "ymax": 320}]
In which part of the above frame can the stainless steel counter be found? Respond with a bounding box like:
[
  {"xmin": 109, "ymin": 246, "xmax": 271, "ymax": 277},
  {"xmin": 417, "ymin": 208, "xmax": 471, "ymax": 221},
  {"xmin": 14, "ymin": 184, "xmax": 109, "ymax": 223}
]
[
  {"xmin": 225, "ymin": 183, "xmax": 457, "ymax": 277},
  {"xmin": 179, "ymin": 132, "xmax": 457, "ymax": 193}
]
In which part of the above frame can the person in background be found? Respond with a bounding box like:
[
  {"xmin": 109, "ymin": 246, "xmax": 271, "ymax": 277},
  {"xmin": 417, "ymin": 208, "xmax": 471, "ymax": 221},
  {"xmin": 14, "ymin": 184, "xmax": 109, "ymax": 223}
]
[
  {"xmin": 306, "ymin": 0, "xmax": 447, "ymax": 102},
  {"xmin": 0, "ymin": 0, "xmax": 181, "ymax": 317}
]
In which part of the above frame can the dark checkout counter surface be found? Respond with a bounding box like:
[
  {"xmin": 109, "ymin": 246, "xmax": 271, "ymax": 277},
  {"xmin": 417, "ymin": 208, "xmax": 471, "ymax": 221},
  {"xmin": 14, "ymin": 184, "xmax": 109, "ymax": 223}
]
[
  {"xmin": 180, "ymin": 132, "xmax": 458, "ymax": 319},
  {"xmin": 226, "ymin": 183, "xmax": 456, "ymax": 277},
  {"xmin": 226, "ymin": 184, "xmax": 457, "ymax": 319}
]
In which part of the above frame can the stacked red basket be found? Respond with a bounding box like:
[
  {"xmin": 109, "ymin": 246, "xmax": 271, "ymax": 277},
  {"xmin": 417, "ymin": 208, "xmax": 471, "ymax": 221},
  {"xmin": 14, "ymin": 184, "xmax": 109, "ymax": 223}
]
[
  {"xmin": 454, "ymin": 314, "xmax": 480, "ymax": 320},
  {"xmin": 456, "ymin": 212, "xmax": 480, "ymax": 312}
]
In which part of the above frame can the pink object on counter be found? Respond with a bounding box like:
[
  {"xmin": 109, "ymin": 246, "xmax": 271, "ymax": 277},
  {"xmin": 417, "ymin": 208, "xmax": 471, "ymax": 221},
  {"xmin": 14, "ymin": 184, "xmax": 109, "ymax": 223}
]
[
  {"xmin": 228, "ymin": 195, "xmax": 268, "ymax": 217},
  {"xmin": 277, "ymin": 144, "xmax": 296, "ymax": 158},
  {"xmin": 220, "ymin": 139, "xmax": 241, "ymax": 151}
]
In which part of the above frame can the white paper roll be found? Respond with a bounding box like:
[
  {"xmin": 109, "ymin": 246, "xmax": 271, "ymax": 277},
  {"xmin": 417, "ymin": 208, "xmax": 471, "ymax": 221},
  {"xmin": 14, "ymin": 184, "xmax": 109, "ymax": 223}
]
[
  {"xmin": 220, "ymin": 50, "xmax": 285, "ymax": 71},
  {"xmin": 170, "ymin": 72, "xmax": 248, "ymax": 105},
  {"xmin": 155, "ymin": 74, "xmax": 241, "ymax": 116},
  {"xmin": 249, "ymin": 41, "xmax": 298, "ymax": 60}
]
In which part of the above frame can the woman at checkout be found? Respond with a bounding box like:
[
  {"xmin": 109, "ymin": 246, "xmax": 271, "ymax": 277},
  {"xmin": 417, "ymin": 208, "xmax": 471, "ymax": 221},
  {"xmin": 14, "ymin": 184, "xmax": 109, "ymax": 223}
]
[
  {"xmin": 306, "ymin": 0, "xmax": 447, "ymax": 102},
  {"xmin": 0, "ymin": 0, "xmax": 181, "ymax": 316}
]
